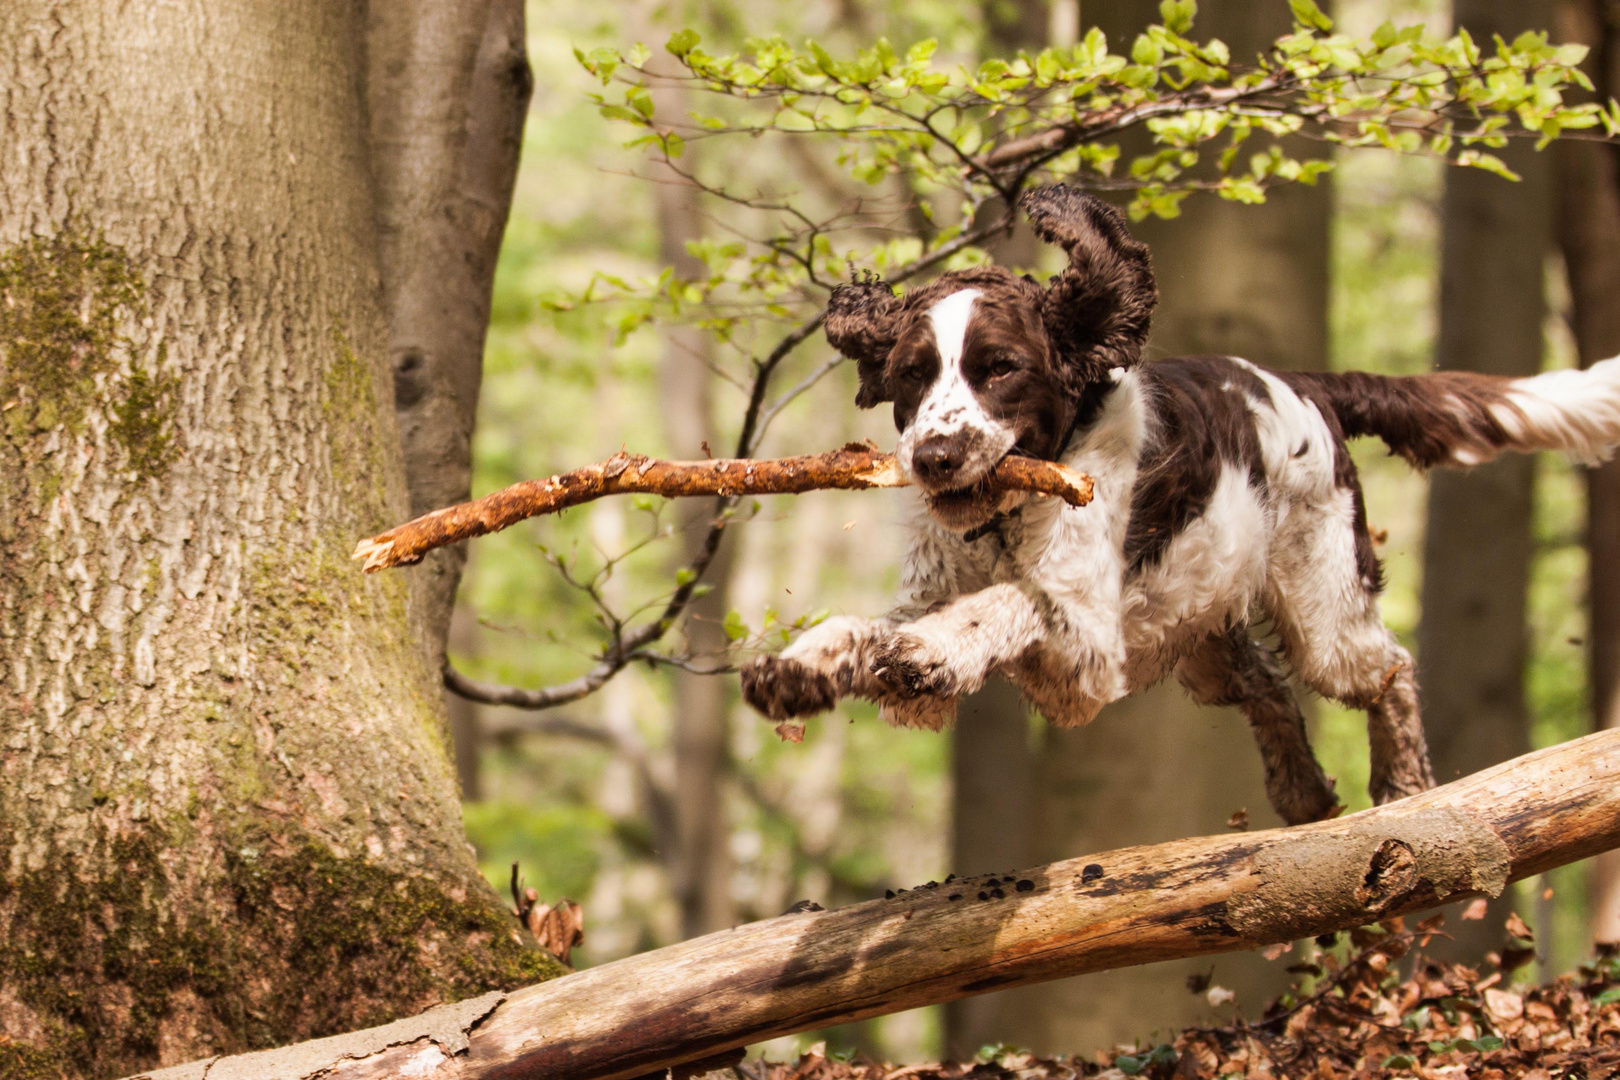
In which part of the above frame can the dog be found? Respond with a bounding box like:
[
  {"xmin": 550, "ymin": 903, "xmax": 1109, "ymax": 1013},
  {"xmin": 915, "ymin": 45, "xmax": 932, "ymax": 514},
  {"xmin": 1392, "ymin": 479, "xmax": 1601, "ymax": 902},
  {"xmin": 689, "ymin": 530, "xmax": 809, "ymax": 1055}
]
[{"xmin": 740, "ymin": 183, "xmax": 1620, "ymax": 825}]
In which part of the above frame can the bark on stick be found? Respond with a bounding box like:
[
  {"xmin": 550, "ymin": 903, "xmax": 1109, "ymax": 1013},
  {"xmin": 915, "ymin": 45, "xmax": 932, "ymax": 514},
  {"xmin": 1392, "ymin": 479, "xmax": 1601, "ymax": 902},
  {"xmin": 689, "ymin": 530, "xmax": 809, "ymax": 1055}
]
[
  {"xmin": 136, "ymin": 728, "xmax": 1620, "ymax": 1080},
  {"xmin": 352, "ymin": 445, "xmax": 1094, "ymax": 572}
]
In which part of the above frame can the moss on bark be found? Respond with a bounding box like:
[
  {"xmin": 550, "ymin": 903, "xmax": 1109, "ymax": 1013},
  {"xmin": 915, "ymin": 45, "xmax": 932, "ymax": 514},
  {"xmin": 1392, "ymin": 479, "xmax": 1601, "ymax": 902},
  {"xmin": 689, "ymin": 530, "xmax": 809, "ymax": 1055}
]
[
  {"xmin": 0, "ymin": 230, "xmax": 179, "ymax": 481},
  {"xmin": 0, "ymin": 822, "xmax": 563, "ymax": 1080}
]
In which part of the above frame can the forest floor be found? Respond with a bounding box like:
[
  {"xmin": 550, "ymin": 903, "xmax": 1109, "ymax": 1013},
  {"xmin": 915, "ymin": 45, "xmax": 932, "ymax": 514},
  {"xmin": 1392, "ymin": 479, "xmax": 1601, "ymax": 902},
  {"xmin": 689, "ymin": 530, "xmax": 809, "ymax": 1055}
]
[{"xmin": 740, "ymin": 916, "xmax": 1620, "ymax": 1080}]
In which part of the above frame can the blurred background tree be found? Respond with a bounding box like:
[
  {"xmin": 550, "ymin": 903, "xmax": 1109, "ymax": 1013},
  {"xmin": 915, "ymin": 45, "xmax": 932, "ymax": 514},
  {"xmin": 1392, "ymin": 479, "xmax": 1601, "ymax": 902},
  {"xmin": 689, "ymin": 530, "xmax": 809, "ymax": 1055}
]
[{"xmin": 446, "ymin": 0, "xmax": 1613, "ymax": 1063}]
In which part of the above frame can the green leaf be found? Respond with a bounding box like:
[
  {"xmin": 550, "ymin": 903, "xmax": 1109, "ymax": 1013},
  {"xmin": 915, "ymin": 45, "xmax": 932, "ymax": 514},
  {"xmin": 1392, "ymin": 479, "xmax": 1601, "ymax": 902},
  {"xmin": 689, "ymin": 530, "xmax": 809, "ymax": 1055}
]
[
  {"xmin": 1456, "ymin": 149, "xmax": 1521, "ymax": 181},
  {"xmin": 1595, "ymin": 985, "xmax": 1620, "ymax": 1005},
  {"xmin": 1131, "ymin": 33, "xmax": 1163, "ymax": 66},
  {"xmin": 675, "ymin": 568, "xmax": 696, "ymax": 587},
  {"xmin": 1158, "ymin": 0, "xmax": 1196, "ymax": 34},
  {"xmin": 665, "ymin": 28, "xmax": 700, "ymax": 58},
  {"xmin": 1113, "ymin": 1055, "xmax": 1144, "ymax": 1076},
  {"xmin": 1288, "ymin": 0, "xmax": 1333, "ymax": 32},
  {"xmin": 1382, "ymin": 1055, "xmax": 1416, "ymax": 1069},
  {"xmin": 809, "ymin": 40, "xmax": 839, "ymax": 76},
  {"xmin": 723, "ymin": 610, "xmax": 748, "ymax": 642}
]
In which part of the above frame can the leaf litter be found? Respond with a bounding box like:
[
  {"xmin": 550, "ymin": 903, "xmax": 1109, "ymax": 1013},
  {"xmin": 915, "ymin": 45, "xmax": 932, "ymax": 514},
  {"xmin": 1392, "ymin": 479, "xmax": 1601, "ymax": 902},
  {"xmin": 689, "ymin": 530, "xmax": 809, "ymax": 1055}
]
[{"xmin": 732, "ymin": 914, "xmax": 1620, "ymax": 1080}]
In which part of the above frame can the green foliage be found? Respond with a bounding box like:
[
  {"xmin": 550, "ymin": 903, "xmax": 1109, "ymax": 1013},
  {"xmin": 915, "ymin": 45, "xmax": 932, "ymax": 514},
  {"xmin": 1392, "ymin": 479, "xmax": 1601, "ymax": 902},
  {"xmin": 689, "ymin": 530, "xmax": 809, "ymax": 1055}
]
[
  {"xmin": 576, "ymin": 5, "xmax": 1610, "ymax": 236},
  {"xmin": 532, "ymin": 4, "xmax": 1619, "ymax": 428},
  {"xmin": 463, "ymin": 801, "xmax": 610, "ymax": 902}
]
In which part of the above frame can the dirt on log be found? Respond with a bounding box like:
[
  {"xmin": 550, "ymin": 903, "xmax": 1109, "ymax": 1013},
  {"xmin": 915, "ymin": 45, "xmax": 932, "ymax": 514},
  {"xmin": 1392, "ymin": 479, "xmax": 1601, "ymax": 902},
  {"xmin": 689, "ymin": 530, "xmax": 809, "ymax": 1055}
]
[
  {"xmin": 351, "ymin": 445, "xmax": 1095, "ymax": 572},
  {"xmin": 130, "ymin": 728, "xmax": 1620, "ymax": 1080}
]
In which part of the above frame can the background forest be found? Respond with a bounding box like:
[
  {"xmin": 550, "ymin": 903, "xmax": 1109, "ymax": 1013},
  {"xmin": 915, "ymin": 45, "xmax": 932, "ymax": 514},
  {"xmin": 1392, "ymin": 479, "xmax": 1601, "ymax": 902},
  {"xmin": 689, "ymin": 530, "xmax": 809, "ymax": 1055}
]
[{"xmin": 449, "ymin": 0, "xmax": 1607, "ymax": 1063}]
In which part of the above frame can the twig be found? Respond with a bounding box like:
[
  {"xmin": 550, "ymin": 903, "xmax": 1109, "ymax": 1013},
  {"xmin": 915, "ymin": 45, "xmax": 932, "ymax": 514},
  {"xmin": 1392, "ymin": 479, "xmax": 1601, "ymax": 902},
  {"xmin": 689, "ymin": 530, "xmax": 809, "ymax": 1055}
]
[
  {"xmin": 754, "ymin": 352, "xmax": 849, "ymax": 435},
  {"xmin": 354, "ymin": 446, "xmax": 1092, "ymax": 572}
]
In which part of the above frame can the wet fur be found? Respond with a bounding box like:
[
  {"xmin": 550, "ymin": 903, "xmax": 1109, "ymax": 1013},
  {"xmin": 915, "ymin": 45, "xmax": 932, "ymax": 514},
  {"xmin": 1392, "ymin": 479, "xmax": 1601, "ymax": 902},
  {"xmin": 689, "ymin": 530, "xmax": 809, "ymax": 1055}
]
[{"xmin": 743, "ymin": 184, "xmax": 1620, "ymax": 824}]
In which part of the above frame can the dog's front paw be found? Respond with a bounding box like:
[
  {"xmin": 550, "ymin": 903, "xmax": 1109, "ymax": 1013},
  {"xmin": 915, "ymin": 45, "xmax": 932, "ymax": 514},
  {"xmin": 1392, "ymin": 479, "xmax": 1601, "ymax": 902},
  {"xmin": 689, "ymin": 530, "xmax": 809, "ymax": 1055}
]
[
  {"xmin": 870, "ymin": 630, "xmax": 960, "ymax": 699},
  {"xmin": 741, "ymin": 655, "xmax": 840, "ymax": 720}
]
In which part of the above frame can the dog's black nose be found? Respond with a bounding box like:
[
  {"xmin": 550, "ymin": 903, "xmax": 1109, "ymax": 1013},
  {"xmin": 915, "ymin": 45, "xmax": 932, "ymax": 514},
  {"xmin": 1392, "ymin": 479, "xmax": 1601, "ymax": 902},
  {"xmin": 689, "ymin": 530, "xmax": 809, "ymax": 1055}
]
[{"xmin": 912, "ymin": 438, "xmax": 963, "ymax": 485}]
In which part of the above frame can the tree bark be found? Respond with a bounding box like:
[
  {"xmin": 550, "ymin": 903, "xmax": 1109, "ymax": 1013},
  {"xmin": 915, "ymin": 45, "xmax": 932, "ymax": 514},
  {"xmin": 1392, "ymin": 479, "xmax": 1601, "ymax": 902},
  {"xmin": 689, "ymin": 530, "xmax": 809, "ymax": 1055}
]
[
  {"xmin": 133, "ymin": 728, "xmax": 1620, "ymax": 1080},
  {"xmin": 651, "ymin": 79, "xmax": 739, "ymax": 938},
  {"xmin": 946, "ymin": 0, "xmax": 1050, "ymax": 1054},
  {"xmin": 976, "ymin": 0, "xmax": 1335, "ymax": 1055},
  {"xmin": 1418, "ymin": 0, "xmax": 1550, "ymax": 961},
  {"xmin": 0, "ymin": 4, "xmax": 557, "ymax": 1077},
  {"xmin": 1554, "ymin": 0, "xmax": 1620, "ymax": 941},
  {"xmin": 367, "ymin": 0, "xmax": 533, "ymax": 666},
  {"xmin": 947, "ymin": 680, "xmax": 1037, "ymax": 1057}
]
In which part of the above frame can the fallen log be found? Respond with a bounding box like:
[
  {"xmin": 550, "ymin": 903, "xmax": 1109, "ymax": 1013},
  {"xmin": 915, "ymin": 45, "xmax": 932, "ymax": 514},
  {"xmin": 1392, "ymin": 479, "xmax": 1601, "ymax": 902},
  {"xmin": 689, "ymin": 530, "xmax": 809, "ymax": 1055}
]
[
  {"xmin": 134, "ymin": 728, "xmax": 1620, "ymax": 1080},
  {"xmin": 351, "ymin": 445, "xmax": 1094, "ymax": 572}
]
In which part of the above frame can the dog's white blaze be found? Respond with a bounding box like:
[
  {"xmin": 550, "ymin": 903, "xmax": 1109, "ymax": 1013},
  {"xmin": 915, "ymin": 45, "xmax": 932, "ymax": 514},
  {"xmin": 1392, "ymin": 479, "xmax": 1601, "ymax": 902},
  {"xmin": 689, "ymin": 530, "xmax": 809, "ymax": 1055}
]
[
  {"xmin": 915, "ymin": 288, "xmax": 982, "ymax": 436},
  {"xmin": 897, "ymin": 288, "xmax": 1018, "ymax": 484}
]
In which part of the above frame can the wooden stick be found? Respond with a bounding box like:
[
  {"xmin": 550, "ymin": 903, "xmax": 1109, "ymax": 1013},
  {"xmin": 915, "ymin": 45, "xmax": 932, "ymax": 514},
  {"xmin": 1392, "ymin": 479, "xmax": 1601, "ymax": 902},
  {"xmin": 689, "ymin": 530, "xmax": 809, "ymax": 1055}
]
[
  {"xmin": 352, "ymin": 444, "xmax": 1094, "ymax": 572},
  {"xmin": 133, "ymin": 729, "xmax": 1620, "ymax": 1080}
]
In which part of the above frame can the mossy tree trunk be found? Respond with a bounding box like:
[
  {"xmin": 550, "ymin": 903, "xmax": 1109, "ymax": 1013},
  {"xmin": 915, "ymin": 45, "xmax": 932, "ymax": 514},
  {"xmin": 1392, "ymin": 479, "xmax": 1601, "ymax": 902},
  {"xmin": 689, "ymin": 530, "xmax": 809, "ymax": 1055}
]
[{"xmin": 0, "ymin": 4, "xmax": 559, "ymax": 1079}]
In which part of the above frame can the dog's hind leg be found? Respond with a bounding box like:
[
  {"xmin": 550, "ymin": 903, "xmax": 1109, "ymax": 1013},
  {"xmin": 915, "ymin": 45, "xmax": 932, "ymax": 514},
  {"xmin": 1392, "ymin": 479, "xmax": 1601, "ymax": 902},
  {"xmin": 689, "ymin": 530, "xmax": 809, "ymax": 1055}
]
[
  {"xmin": 1346, "ymin": 641, "xmax": 1433, "ymax": 806},
  {"xmin": 1273, "ymin": 594, "xmax": 1436, "ymax": 805},
  {"xmin": 1176, "ymin": 627, "xmax": 1341, "ymax": 825}
]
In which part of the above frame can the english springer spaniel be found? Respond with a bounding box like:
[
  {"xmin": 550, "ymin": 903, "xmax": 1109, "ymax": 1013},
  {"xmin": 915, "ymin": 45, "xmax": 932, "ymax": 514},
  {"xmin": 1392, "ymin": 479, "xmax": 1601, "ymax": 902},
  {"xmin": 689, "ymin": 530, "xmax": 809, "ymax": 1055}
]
[{"xmin": 741, "ymin": 183, "xmax": 1620, "ymax": 825}]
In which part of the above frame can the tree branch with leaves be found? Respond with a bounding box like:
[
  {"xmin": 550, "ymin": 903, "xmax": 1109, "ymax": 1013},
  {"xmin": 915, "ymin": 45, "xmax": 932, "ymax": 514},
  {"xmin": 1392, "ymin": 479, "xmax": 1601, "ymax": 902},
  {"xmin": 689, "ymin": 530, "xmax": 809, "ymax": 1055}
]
[{"xmin": 449, "ymin": 0, "xmax": 1618, "ymax": 713}]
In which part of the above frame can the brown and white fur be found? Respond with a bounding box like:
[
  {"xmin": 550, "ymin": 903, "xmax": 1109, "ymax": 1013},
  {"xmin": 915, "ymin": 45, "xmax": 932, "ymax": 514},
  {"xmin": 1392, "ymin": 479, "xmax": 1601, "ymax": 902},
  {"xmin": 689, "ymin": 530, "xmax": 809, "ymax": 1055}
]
[{"xmin": 740, "ymin": 184, "xmax": 1620, "ymax": 824}]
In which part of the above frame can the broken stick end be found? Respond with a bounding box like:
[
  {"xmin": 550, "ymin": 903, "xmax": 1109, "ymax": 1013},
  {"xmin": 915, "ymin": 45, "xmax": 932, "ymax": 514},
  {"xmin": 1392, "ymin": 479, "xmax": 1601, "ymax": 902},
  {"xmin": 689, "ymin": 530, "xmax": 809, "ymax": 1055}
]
[{"xmin": 352, "ymin": 538, "xmax": 398, "ymax": 573}]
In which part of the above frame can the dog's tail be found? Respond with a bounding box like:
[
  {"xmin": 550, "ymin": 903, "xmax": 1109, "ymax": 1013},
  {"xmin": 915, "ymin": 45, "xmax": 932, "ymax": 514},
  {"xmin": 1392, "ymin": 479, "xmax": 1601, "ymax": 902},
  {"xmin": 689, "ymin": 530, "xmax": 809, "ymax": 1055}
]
[{"xmin": 1285, "ymin": 356, "xmax": 1620, "ymax": 469}]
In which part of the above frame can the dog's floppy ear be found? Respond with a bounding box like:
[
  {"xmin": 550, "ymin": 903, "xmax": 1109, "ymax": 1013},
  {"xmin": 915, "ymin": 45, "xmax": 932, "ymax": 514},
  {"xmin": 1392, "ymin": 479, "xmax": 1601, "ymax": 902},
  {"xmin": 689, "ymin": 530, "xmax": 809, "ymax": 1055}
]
[
  {"xmin": 826, "ymin": 275, "xmax": 903, "ymax": 408},
  {"xmin": 1020, "ymin": 184, "xmax": 1157, "ymax": 390}
]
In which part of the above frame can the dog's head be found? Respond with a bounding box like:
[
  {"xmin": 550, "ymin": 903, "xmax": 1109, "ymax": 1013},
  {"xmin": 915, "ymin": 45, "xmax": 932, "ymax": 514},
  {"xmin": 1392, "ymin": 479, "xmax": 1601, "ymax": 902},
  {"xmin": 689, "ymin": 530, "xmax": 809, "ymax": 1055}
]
[{"xmin": 824, "ymin": 185, "xmax": 1156, "ymax": 530}]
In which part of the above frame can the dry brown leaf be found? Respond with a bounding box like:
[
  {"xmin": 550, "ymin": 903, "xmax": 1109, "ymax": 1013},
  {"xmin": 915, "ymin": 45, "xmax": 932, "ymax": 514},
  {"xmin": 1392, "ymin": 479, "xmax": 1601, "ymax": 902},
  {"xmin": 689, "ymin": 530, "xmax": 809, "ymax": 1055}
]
[
  {"xmin": 1461, "ymin": 897, "xmax": 1490, "ymax": 920},
  {"xmin": 775, "ymin": 721, "xmax": 806, "ymax": 743},
  {"xmin": 1485, "ymin": 987, "xmax": 1525, "ymax": 1023},
  {"xmin": 527, "ymin": 898, "xmax": 585, "ymax": 966},
  {"xmin": 1506, "ymin": 911, "xmax": 1536, "ymax": 941}
]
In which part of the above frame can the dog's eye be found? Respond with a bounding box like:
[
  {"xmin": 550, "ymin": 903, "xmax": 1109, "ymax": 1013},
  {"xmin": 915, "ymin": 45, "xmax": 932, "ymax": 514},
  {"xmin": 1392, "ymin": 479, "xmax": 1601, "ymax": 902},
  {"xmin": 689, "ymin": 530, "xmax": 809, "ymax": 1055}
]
[{"xmin": 987, "ymin": 358, "xmax": 1019, "ymax": 380}]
